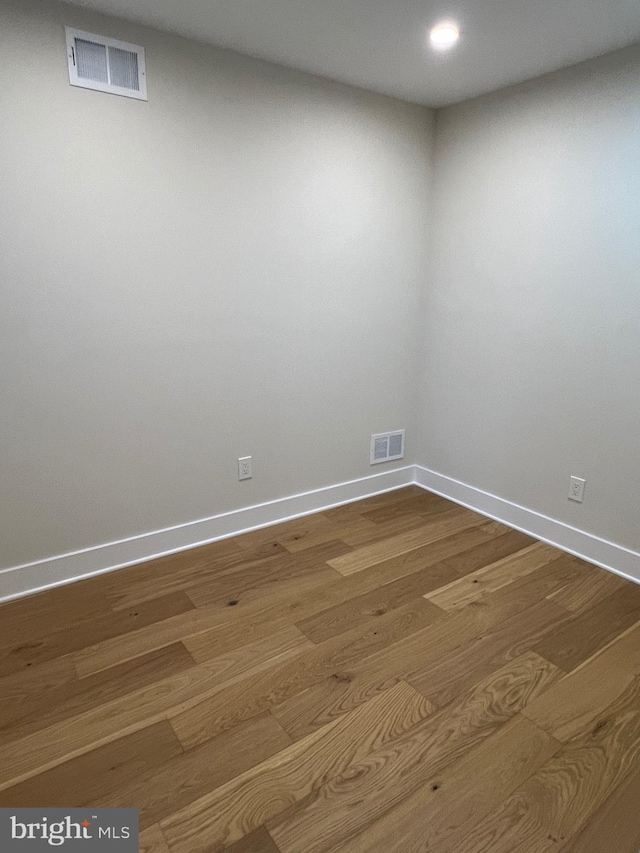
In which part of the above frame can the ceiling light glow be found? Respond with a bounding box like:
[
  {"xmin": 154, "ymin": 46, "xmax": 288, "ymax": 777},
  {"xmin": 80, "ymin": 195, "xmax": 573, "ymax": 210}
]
[{"xmin": 429, "ymin": 22, "xmax": 460, "ymax": 48}]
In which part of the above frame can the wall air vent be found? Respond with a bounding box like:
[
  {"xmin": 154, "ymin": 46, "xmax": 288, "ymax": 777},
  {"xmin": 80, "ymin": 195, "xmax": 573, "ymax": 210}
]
[
  {"xmin": 65, "ymin": 28, "xmax": 147, "ymax": 100},
  {"xmin": 370, "ymin": 430, "xmax": 405, "ymax": 465}
]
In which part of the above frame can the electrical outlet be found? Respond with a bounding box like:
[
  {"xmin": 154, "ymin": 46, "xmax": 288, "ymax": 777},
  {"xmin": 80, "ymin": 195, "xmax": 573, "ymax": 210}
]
[
  {"xmin": 238, "ymin": 456, "xmax": 252, "ymax": 480},
  {"xmin": 568, "ymin": 476, "xmax": 585, "ymax": 503}
]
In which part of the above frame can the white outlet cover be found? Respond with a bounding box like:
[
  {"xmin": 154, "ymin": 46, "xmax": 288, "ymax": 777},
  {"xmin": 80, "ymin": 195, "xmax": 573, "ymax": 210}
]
[
  {"xmin": 568, "ymin": 476, "xmax": 586, "ymax": 503},
  {"xmin": 238, "ymin": 456, "xmax": 252, "ymax": 480}
]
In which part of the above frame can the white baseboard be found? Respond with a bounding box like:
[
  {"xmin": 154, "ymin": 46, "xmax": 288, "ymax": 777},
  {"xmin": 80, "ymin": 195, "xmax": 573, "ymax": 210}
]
[
  {"xmin": 414, "ymin": 465, "xmax": 640, "ymax": 585},
  {"xmin": 0, "ymin": 466, "xmax": 415, "ymax": 603},
  {"xmin": 4, "ymin": 463, "xmax": 638, "ymax": 603}
]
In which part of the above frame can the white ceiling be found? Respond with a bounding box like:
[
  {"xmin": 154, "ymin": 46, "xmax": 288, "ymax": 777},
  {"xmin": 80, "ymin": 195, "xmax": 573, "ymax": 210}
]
[{"xmin": 65, "ymin": 0, "xmax": 640, "ymax": 107}]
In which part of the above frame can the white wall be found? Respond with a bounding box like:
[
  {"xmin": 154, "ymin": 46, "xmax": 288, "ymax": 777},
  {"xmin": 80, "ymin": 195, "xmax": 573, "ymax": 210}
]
[
  {"xmin": 417, "ymin": 44, "xmax": 640, "ymax": 553},
  {"xmin": 0, "ymin": 0, "xmax": 434, "ymax": 569}
]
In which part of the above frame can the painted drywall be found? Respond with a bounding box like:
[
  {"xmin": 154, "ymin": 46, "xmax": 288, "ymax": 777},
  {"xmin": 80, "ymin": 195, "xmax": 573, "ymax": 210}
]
[
  {"xmin": 417, "ymin": 44, "xmax": 640, "ymax": 552},
  {"xmin": 0, "ymin": 0, "xmax": 434, "ymax": 568}
]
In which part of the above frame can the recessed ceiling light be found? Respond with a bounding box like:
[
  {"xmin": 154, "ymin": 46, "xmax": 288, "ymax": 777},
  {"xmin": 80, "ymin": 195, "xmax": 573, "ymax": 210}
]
[{"xmin": 429, "ymin": 22, "xmax": 460, "ymax": 49}]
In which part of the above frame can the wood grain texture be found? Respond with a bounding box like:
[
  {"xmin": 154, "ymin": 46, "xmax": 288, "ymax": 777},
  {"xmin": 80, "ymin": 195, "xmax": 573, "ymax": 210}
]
[
  {"xmin": 272, "ymin": 594, "xmax": 567, "ymax": 742},
  {"xmin": 452, "ymin": 677, "xmax": 640, "ymax": 853},
  {"xmin": 279, "ymin": 516, "xmax": 377, "ymax": 553},
  {"xmin": 560, "ymin": 760, "xmax": 640, "ymax": 853},
  {"xmin": 329, "ymin": 715, "xmax": 560, "ymax": 853},
  {"xmin": 0, "ymin": 643, "xmax": 195, "ymax": 745},
  {"xmin": 406, "ymin": 597, "xmax": 569, "ymax": 709},
  {"xmin": 0, "ymin": 665, "xmax": 217, "ymax": 791},
  {"xmin": 328, "ymin": 508, "xmax": 486, "ymax": 574},
  {"xmin": 268, "ymin": 652, "xmax": 562, "ymax": 853},
  {"xmin": 1, "ymin": 486, "xmax": 639, "ymax": 852},
  {"xmin": 0, "ymin": 721, "xmax": 183, "ymax": 808},
  {"xmin": 294, "ymin": 561, "xmax": 459, "ymax": 643},
  {"xmin": 272, "ymin": 558, "xmax": 577, "ymax": 742},
  {"xmin": 360, "ymin": 492, "xmax": 452, "ymax": 523},
  {"xmin": 0, "ymin": 592, "xmax": 195, "ymax": 677},
  {"xmin": 96, "ymin": 712, "xmax": 291, "ymax": 830},
  {"xmin": 425, "ymin": 542, "xmax": 559, "ymax": 611},
  {"xmin": 186, "ymin": 540, "xmax": 352, "ymax": 608},
  {"xmin": 72, "ymin": 566, "xmax": 338, "ymax": 678},
  {"xmin": 546, "ymin": 564, "xmax": 627, "ymax": 613},
  {"xmin": 184, "ymin": 625, "xmax": 312, "ymax": 672},
  {"xmin": 0, "ymin": 655, "xmax": 76, "ymax": 713},
  {"xmin": 160, "ymin": 681, "xmax": 433, "ymax": 853},
  {"xmin": 339, "ymin": 513, "xmax": 433, "ymax": 547},
  {"xmin": 531, "ymin": 583, "xmax": 640, "ymax": 671},
  {"xmin": 522, "ymin": 619, "xmax": 640, "ymax": 741},
  {"xmin": 439, "ymin": 528, "xmax": 536, "ymax": 575},
  {"xmin": 168, "ymin": 598, "xmax": 440, "ymax": 749}
]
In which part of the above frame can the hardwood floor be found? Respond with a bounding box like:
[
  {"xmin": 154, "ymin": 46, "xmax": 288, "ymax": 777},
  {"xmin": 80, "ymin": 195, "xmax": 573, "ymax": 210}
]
[{"xmin": 2, "ymin": 485, "xmax": 640, "ymax": 851}]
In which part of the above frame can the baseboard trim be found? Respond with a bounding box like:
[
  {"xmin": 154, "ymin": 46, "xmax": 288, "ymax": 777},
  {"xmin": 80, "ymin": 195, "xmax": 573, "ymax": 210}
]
[
  {"xmin": 5, "ymin": 463, "xmax": 638, "ymax": 603},
  {"xmin": 0, "ymin": 466, "xmax": 415, "ymax": 603},
  {"xmin": 414, "ymin": 465, "xmax": 640, "ymax": 585}
]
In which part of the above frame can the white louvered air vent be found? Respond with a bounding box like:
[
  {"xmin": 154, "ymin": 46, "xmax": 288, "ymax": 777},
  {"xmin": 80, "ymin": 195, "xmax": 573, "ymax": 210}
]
[
  {"xmin": 65, "ymin": 28, "xmax": 147, "ymax": 100},
  {"xmin": 370, "ymin": 430, "xmax": 405, "ymax": 465}
]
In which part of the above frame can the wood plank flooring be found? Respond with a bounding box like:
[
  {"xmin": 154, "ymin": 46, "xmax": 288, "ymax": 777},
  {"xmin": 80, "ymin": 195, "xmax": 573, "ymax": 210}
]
[{"xmin": 2, "ymin": 485, "xmax": 640, "ymax": 851}]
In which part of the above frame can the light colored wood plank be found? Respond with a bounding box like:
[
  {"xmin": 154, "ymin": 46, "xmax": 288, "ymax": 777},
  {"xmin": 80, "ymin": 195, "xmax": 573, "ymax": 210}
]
[
  {"xmin": 169, "ymin": 598, "xmax": 441, "ymax": 749},
  {"xmin": 295, "ymin": 561, "xmax": 459, "ymax": 643},
  {"xmin": 159, "ymin": 681, "xmax": 434, "ymax": 853},
  {"xmin": 406, "ymin": 600, "xmax": 569, "ymax": 709},
  {"xmin": 96, "ymin": 712, "xmax": 291, "ymax": 830},
  {"xmin": 272, "ymin": 668, "xmax": 398, "ymax": 742},
  {"xmin": 340, "ymin": 513, "xmax": 433, "ymax": 548},
  {"xmin": 184, "ymin": 624, "xmax": 312, "ymax": 670},
  {"xmin": 273, "ymin": 587, "xmax": 568, "ymax": 741},
  {"xmin": 425, "ymin": 542, "xmax": 561, "ymax": 611},
  {"xmin": 328, "ymin": 508, "xmax": 487, "ymax": 575},
  {"xmin": 1, "ymin": 493, "xmax": 638, "ymax": 852},
  {"xmin": 546, "ymin": 564, "xmax": 627, "ymax": 613},
  {"xmin": 268, "ymin": 652, "xmax": 562, "ymax": 853},
  {"xmin": 451, "ymin": 677, "xmax": 640, "ymax": 853},
  {"xmin": 328, "ymin": 714, "xmax": 559, "ymax": 853},
  {"xmin": 331, "ymin": 523, "xmax": 498, "ymax": 589},
  {"xmin": 156, "ymin": 523, "xmax": 494, "ymax": 677},
  {"xmin": 522, "ymin": 618, "xmax": 640, "ymax": 741}
]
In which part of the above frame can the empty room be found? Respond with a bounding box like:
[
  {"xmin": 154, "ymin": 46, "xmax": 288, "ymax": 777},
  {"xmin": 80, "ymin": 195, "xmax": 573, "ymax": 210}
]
[{"xmin": 2, "ymin": 0, "xmax": 640, "ymax": 850}]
